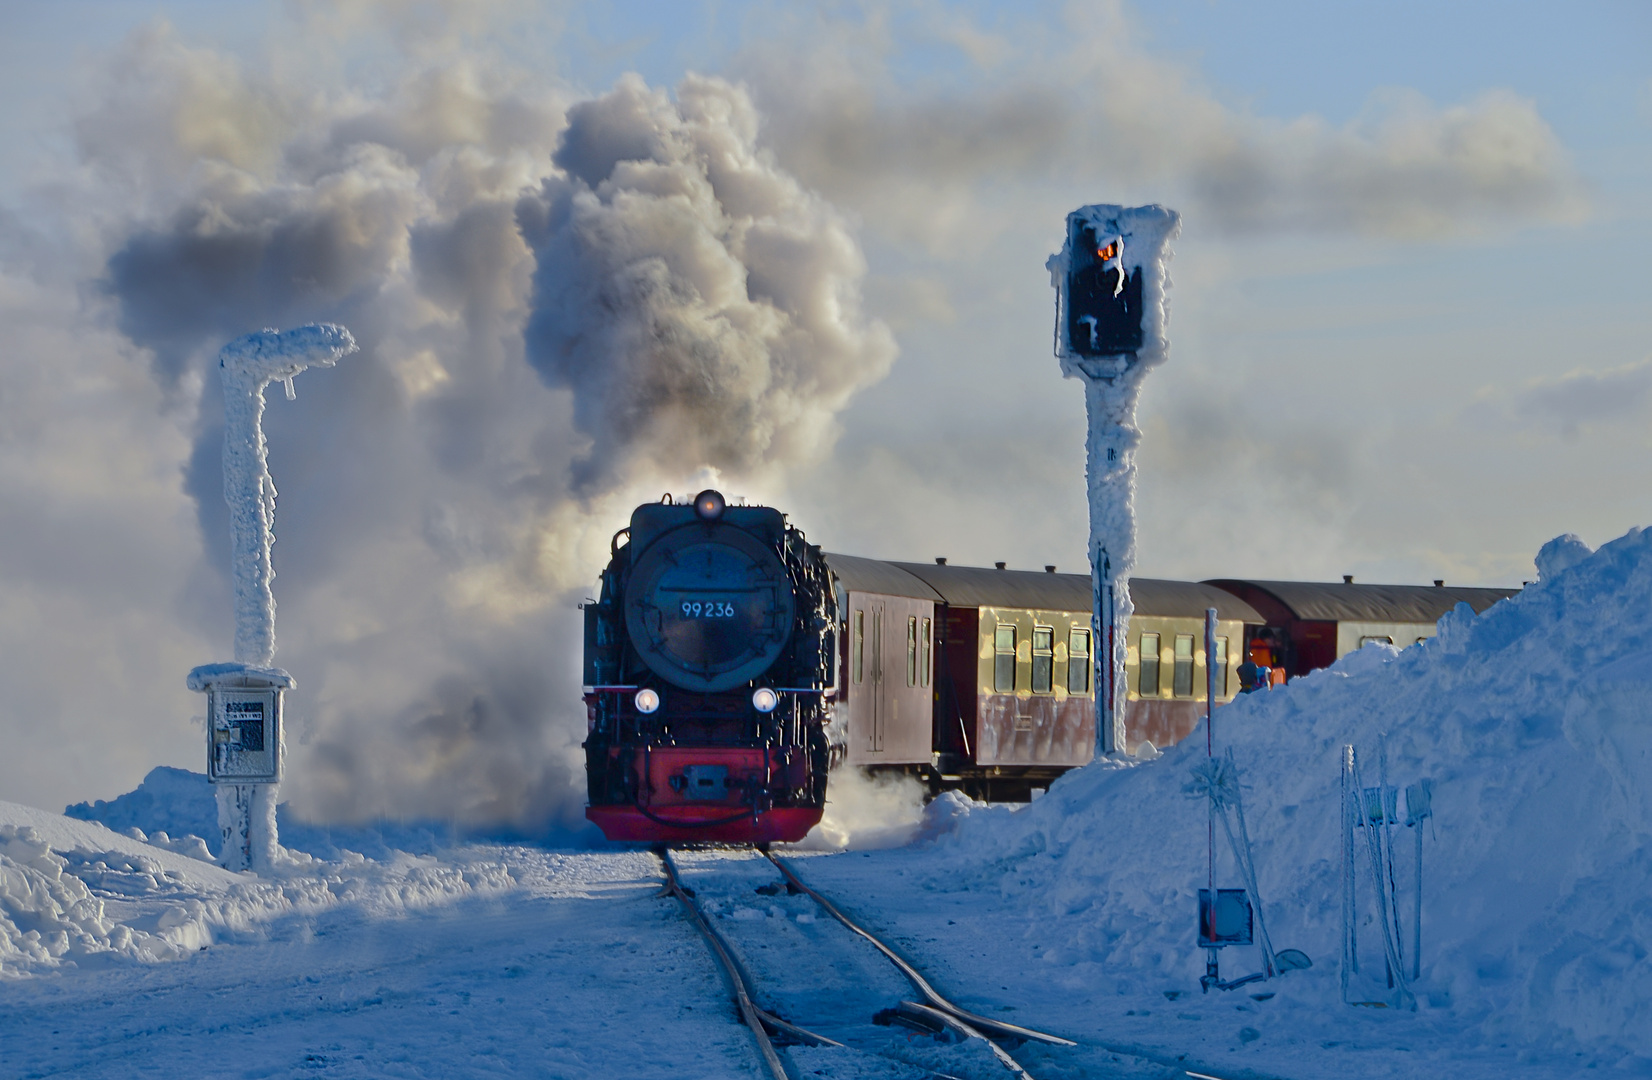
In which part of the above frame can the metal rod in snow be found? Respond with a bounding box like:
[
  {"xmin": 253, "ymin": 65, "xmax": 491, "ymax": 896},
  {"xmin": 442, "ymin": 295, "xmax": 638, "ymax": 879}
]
[
  {"xmin": 1413, "ymin": 820, "xmax": 1423, "ymax": 982},
  {"xmin": 1378, "ymin": 734, "xmax": 1405, "ymax": 979},
  {"xmin": 1350, "ymin": 752, "xmax": 1413, "ymax": 1008},
  {"xmin": 217, "ymin": 325, "xmax": 358, "ymax": 666},
  {"xmin": 1204, "ymin": 608, "xmax": 1217, "ymax": 757},
  {"xmin": 1205, "ymin": 606, "xmax": 1218, "ymax": 922},
  {"xmin": 1341, "ymin": 746, "xmax": 1357, "ymax": 1000}
]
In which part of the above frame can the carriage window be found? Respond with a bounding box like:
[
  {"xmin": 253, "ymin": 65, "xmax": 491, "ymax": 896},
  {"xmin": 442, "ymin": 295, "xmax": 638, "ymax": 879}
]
[
  {"xmin": 994, "ymin": 624, "xmax": 1016, "ymax": 693},
  {"xmin": 1068, "ymin": 628, "xmax": 1091, "ymax": 694},
  {"xmin": 906, "ymin": 615, "xmax": 919, "ymax": 687},
  {"xmin": 1214, "ymin": 636, "xmax": 1229, "ymax": 697},
  {"xmin": 921, "ymin": 618, "xmax": 932, "ymax": 688},
  {"xmin": 1173, "ymin": 634, "xmax": 1195, "ymax": 697},
  {"xmin": 1031, "ymin": 626, "xmax": 1054, "ymax": 694},
  {"xmin": 853, "ymin": 610, "xmax": 864, "ymax": 684},
  {"xmin": 1139, "ymin": 633, "xmax": 1160, "ymax": 696}
]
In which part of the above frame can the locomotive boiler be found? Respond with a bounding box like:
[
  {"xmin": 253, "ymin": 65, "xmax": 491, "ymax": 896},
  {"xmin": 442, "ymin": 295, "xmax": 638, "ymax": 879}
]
[{"xmin": 582, "ymin": 490, "xmax": 835, "ymax": 843}]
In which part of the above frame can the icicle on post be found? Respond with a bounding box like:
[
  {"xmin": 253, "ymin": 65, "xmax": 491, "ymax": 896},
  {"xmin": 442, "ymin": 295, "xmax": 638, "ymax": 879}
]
[
  {"xmin": 1048, "ymin": 204, "xmax": 1180, "ymax": 756},
  {"xmin": 187, "ymin": 323, "xmax": 357, "ymax": 872}
]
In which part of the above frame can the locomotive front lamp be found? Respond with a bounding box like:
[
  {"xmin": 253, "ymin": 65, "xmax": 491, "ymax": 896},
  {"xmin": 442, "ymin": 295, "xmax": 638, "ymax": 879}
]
[
  {"xmin": 694, "ymin": 489, "xmax": 727, "ymax": 520},
  {"xmin": 634, "ymin": 688, "xmax": 661, "ymax": 714},
  {"xmin": 752, "ymin": 687, "xmax": 779, "ymax": 713}
]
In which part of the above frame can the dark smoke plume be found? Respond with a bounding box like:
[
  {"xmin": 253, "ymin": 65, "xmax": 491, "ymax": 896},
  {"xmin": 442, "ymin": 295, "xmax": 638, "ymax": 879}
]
[{"xmin": 519, "ymin": 74, "xmax": 894, "ymax": 493}]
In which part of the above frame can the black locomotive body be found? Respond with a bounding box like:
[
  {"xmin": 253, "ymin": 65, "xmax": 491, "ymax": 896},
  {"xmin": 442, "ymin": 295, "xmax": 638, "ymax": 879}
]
[{"xmin": 582, "ymin": 491, "xmax": 835, "ymax": 843}]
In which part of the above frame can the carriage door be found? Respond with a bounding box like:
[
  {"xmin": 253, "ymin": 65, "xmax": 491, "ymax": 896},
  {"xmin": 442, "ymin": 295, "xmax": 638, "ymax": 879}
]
[{"xmin": 868, "ymin": 603, "xmax": 885, "ymax": 752}]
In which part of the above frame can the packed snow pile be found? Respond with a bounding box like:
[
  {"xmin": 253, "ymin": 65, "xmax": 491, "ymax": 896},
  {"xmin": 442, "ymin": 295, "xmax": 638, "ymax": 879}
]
[
  {"xmin": 1, "ymin": 796, "xmax": 513, "ymax": 979},
  {"xmin": 65, "ymin": 766, "xmax": 466, "ymax": 861},
  {"xmin": 924, "ymin": 527, "xmax": 1652, "ymax": 1064}
]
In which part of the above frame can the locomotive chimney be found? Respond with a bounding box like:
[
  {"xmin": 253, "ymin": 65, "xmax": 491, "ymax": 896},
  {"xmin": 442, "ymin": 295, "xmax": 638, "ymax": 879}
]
[
  {"xmin": 1343, "ymin": 574, "xmax": 1354, "ymax": 584},
  {"xmin": 995, "ymin": 562, "xmax": 1007, "ymax": 570}
]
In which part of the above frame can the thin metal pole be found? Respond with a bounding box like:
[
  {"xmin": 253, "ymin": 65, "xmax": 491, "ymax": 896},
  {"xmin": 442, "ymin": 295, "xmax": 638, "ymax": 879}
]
[
  {"xmin": 1341, "ymin": 745, "xmax": 1357, "ymax": 1001},
  {"xmin": 1412, "ymin": 820, "xmax": 1423, "ymax": 983},
  {"xmin": 1204, "ymin": 609, "xmax": 1217, "ymax": 989},
  {"xmin": 1204, "ymin": 609, "xmax": 1217, "ymax": 755}
]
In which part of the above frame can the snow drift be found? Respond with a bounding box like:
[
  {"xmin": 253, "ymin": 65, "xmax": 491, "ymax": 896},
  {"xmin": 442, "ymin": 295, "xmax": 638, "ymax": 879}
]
[
  {"xmin": 1, "ymin": 793, "xmax": 514, "ymax": 979},
  {"xmin": 924, "ymin": 526, "xmax": 1652, "ymax": 1064}
]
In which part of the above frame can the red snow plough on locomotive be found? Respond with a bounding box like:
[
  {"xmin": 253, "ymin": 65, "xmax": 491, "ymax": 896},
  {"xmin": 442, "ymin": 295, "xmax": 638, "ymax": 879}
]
[{"xmin": 582, "ymin": 491, "xmax": 835, "ymax": 843}]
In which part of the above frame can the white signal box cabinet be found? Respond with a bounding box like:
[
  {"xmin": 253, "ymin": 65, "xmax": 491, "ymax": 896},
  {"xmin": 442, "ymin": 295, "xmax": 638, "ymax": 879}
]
[{"xmin": 187, "ymin": 663, "xmax": 295, "ymax": 784}]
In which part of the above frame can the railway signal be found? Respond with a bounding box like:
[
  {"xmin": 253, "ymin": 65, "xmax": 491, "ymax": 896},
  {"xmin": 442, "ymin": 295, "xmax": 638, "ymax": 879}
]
[{"xmin": 1048, "ymin": 204, "xmax": 1180, "ymax": 756}]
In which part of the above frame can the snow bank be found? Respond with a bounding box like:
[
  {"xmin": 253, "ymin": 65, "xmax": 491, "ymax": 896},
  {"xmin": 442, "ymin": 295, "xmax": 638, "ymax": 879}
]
[
  {"xmin": 923, "ymin": 527, "xmax": 1652, "ymax": 1065},
  {"xmin": 68, "ymin": 766, "xmax": 467, "ymax": 861},
  {"xmin": 2, "ymin": 793, "xmax": 513, "ymax": 979}
]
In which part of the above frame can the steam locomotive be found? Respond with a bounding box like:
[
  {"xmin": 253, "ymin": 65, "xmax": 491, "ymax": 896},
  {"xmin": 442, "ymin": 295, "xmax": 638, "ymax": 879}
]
[{"xmin": 582, "ymin": 490, "xmax": 835, "ymax": 843}]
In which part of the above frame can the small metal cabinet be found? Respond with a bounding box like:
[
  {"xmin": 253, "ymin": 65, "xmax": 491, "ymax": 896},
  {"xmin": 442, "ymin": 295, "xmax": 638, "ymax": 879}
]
[{"xmin": 187, "ymin": 663, "xmax": 294, "ymax": 784}]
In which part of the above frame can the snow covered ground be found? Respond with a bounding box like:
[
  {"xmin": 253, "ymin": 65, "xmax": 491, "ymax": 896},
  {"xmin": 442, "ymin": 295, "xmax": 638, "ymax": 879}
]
[{"xmin": 5, "ymin": 528, "xmax": 1652, "ymax": 1078}]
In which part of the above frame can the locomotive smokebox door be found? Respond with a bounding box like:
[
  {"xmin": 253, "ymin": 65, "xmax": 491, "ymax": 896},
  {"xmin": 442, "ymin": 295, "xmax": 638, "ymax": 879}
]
[{"xmin": 188, "ymin": 663, "xmax": 292, "ymax": 784}]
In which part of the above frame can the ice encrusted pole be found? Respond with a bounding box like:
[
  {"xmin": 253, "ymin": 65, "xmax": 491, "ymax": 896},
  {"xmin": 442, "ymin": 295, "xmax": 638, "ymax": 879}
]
[
  {"xmin": 1048, "ymin": 205, "xmax": 1179, "ymax": 757},
  {"xmin": 212, "ymin": 324, "xmax": 356, "ymax": 870}
]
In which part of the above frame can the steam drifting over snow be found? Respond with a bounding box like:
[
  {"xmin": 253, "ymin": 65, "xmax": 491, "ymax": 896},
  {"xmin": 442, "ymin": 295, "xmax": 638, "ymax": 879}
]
[
  {"xmin": 0, "ymin": 9, "xmax": 1593, "ymax": 831},
  {"xmin": 85, "ymin": 51, "xmax": 894, "ymax": 832}
]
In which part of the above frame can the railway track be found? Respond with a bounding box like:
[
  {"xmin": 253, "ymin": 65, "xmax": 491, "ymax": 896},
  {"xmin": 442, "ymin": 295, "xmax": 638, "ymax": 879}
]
[{"xmin": 656, "ymin": 845, "xmax": 1077, "ymax": 1080}]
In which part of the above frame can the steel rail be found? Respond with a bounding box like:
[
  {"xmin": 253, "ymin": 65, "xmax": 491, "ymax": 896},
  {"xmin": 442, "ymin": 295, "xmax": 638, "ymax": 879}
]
[
  {"xmin": 660, "ymin": 848, "xmax": 994, "ymax": 1080},
  {"xmin": 764, "ymin": 850, "xmax": 1074, "ymax": 1048},
  {"xmin": 657, "ymin": 847, "xmax": 792, "ymax": 1080},
  {"xmin": 762, "ymin": 850, "xmax": 1076, "ymax": 1080}
]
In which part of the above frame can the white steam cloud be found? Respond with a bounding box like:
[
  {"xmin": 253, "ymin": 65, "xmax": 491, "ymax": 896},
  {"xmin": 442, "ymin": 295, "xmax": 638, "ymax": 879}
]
[
  {"xmin": 738, "ymin": 4, "xmax": 1583, "ymax": 246},
  {"xmin": 26, "ymin": 27, "xmax": 894, "ymax": 831},
  {"xmin": 519, "ymin": 73, "xmax": 895, "ymax": 493},
  {"xmin": 0, "ymin": 4, "xmax": 1589, "ymax": 830}
]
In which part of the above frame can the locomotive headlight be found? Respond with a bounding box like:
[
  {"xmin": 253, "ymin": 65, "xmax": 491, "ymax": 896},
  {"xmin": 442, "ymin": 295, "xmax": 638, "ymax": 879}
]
[
  {"xmin": 634, "ymin": 688, "xmax": 661, "ymax": 714},
  {"xmin": 694, "ymin": 489, "xmax": 726, "ymax": 520},
  {"xmin": 752, "ymin": 687, "xmax": 779, "ymax": 713}
]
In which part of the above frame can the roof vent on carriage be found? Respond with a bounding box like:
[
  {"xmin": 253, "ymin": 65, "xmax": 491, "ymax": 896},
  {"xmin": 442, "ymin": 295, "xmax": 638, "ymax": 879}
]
[
  {"xmin": 995, "ymin": 562, "xmax": 1007, "ymax": 570},
  {"xmin": 1045, "ymin": 565, "xmax": 1056, "ymax": 573},
  {"xmin": 1343, "ymin": 575, "xmax": 1354, "ymax": 584},
  {"xmin": 935, "ymin": 557, "xmax": 947, "ymax": 565}
]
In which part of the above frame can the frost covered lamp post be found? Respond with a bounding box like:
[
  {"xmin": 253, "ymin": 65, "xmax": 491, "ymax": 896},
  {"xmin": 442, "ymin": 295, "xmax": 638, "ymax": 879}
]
[
  {"xmin": 187, "ymin": 324, "xmax": 357, "ymax": 872},
  {"xmin": 1048, "ymin": 205, "xmax": 1179, "ymax": 757}
]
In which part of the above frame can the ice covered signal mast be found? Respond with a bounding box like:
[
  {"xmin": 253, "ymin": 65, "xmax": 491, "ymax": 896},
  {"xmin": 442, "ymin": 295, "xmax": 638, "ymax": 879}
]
[{"xmin": 1049, "ymin": 204, "xmax": 1179, "ymax": 757}]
